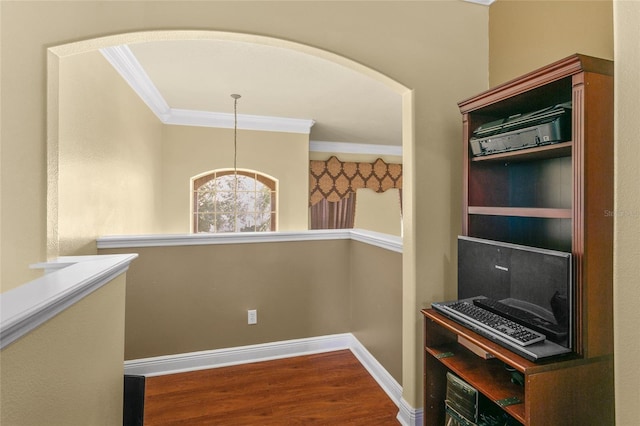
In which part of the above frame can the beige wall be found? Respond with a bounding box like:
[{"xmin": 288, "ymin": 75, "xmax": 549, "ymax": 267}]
[
  {"xmin": 55, "ymin": 50, "xmax": 164, "ymax": 256},
  {"xmin": 489, "ymin": 0, "xmax": 614, "ymax": 86},
  {"xmin": 101, "ymin": 239, "xmax": 403, "ymax": 383},
  {"xmin": 160, "ymin": 125, "xmax": 309, "ymax": 233},
  {"xmin": 354, "ymin": 188, "xmax": 403, "ymax": 237},
  {"xmin": 0, "ymin": 275, "xmax": 127, "ymax": 425},
  {"xmin": 350, "ymin": 241, "xmax": 403, "ymax": 382},
  {"xmin": 102, "ymin": 241, "xmax": 352, "ymax": 360},
  {"xmin": 613, "ymin": 1, "xmax": 640, "ymax": 423},
  {"xmin": 1, "ymin": 0, "xmax": 489, "ymax": 410}
]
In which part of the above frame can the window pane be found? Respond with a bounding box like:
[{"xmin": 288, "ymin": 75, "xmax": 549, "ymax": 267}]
[
  {"xmin": 237, "ymin": 213, "xmax": 255, "ymax": 232},
  {"xmin": 237, "ymin": 191, "xmax": 256, "ymax": 212},
  {"xmin": 256, "ymin": 187, "xmax": 271, "ymax": 212},
  {"xmin": 201, "ymin": 180, "xmax": 218, "ymax": 192},
  {"xmin": 196, "ymin": 190, "xmax": 215, "ymax": 213},
  {"xmin": 216, "ymin": 192, "xmax": 237, "ymax": 214},
  {"xmin": 216, "ymin": 213, "xmax": 236, "ymax": 232},
  {"xmin": 193, "ymin": 170, "xmax": 276, "ymax": 233},
  {"xmin": 256, "ymin": 213, "xmax": 271, "ymax": 232},
  {"xmin": 215, "ymin": 175, "xmax": 235, "ymax": 192},
  {"xmin": 197, "ymin": 213, "xmax": 216, "ymax": 233},
  {"xmin": 236, "ymin": 175, "xmax": 254, "ymax": 191}
]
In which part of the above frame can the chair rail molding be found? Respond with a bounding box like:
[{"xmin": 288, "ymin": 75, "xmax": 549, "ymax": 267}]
[{"xmin": 97, "ymin": 229, "xmax": 402, "ymax": 253}]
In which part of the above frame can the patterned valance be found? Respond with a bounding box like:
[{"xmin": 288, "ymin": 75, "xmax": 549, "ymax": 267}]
[{"xmin": 309, "ymin": 156, "xmax": 402, "ymax": 206}]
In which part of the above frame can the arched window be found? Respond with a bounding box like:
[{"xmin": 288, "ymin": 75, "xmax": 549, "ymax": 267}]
[{"xmin": 192, "ymin": 170, "xmax": 277, "ymax": 233}]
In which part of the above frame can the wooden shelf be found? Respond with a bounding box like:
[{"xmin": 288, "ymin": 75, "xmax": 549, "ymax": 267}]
[
  {"xmin": 423, "ymin": 309, "xmax": 614, "ymax": 426},
  {"xmin": 426, "ymin": 344, "xmax": 526, "ymax": 424},
  {"xmin": 467, "ymin": 207, "xmax": 572, "ymax": 219},
  {"xmin": 471, "ymin": 141, "xmax": 572, "ymax": 163}
]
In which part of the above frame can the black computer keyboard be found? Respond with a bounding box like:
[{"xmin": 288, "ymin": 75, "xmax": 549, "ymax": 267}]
[
  {"xmin": 473, "ymin": 298, "xmax": 567, "ymax": 341},
  {"xmin": 444, "ymin": 301, "xmax": 545, "ymax": 347}
]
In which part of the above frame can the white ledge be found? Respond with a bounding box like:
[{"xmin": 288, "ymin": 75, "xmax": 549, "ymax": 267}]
[
  {"xmin": 97, "ymin": 229, "xmax": 402, "ymax": 253},
  {"xmin": 1, "ymin": 254, "xmax": 138, "ymax": 350}
]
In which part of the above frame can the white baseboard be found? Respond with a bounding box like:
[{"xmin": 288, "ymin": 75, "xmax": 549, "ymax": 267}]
[
  {"xmin": 348, "ymin": 334, "xmax": 403, "ymax": 407},
  {"xmin": 397, "ymin": 397, "xmax": 424, "ymax": 426},
  {"xmin": 124, "ymin": 333, "xmax": 420, "ymax": 420},
  {"xmin": 124, "ymin": 333, "xmax": 353, "ymax": 377}
]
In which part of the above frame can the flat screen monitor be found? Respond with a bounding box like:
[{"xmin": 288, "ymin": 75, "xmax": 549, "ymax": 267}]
[{"xmin": 458, "ymin": 236, "xmax": 573, "ymax": 350}]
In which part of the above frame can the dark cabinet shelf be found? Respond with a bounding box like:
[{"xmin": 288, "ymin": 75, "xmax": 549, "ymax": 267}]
[
  {"xmin": 467, "ymin": 206, "xmax": 572, "ymax": 219},
  {"xmin": 470, "ymin": 141, "xmax": 572, "ymax": 163},
  {"xmin": 427, "ymin": 344, "xmax": 527, "ymax": 424}
]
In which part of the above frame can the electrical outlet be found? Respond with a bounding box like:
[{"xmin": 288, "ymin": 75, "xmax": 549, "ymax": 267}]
[{"xmin": 247, "ymin": 309, "xmax": 257, "ymax": 325}]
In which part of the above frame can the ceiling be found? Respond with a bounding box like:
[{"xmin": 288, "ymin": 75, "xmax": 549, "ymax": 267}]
[{"xmin": 100, "ymin": 39, "xmax": 403, "ymax": 154}]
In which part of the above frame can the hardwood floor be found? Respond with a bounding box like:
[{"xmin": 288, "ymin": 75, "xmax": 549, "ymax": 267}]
[{"xmin": 143, "ymin": 349, "xmax": 400, "ymax": 425}]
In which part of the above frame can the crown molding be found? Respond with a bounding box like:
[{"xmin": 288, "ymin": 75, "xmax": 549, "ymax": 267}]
[
  {"xmin": 310, "ymin": 140, "xmax": 402, "ymax": 156},
  {"xmin": 100, "ymin": 45, "xmax": 314, "ymax": 134},
  {"xmin": 167, "ymin": 109, "xmax": 315, "ymax": 134},
  {"xmin": 99, "ymin": 45, "xmax": 171, "ymax": 121}
]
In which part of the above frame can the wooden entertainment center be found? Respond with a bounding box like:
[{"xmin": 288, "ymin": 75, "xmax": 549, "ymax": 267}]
[{"xmin": 422, "ymin": 54, "xmax": 614, "ymax": 425}]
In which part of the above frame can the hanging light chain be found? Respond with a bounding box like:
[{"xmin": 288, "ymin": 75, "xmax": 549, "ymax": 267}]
[
  {"xmin": 231, "ymin": 94, "xmax": 241, "ymax": 175},
  {"xmin": 231, "ymin": 94, "xmax": 241, "ymax": 232}
]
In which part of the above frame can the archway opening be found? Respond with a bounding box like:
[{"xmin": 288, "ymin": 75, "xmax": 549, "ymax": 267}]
[{"xmin": 47, "ymin": 30, "xmax": 413, "ymax": 257}]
